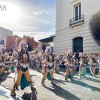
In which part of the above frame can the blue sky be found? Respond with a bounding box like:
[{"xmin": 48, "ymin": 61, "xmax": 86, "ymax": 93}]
[{"xmin": 0, "ymin": 0, "xmax": 56, "ymax": 40}]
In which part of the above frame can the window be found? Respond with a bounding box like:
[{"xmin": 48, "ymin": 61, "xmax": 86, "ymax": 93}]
[
  {"xmin": 74, "ymin": 4, "xmax": 81, "ymax": 21},
  {"xmin": 69, "ymin": 3, "xmax": 84, "ymax": 26},
  {"xmin": 0, "ymin": 40, "xmax": 4, "ymax": 45},
  {"xmin": 2, "ymin": 40, "xmax": 4, "ymax": 44}
]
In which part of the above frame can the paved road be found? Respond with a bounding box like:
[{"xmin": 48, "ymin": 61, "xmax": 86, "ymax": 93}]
[{"xmin": 0, "ymin": 69, "xmax": 100, "ymax": 100}]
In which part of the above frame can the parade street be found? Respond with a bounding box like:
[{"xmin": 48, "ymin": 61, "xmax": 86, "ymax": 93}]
[{"xmin": 0, "ymin": 69, "xmax": 100, "ymax": 100}]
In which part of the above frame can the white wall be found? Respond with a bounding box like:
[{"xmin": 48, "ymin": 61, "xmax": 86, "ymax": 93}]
[
  {"xmin": 0, "ymin": 27, "xmax": 13, "ymax": 49},
  {"xmin": 55, "ymin": 0, "xmax": 100, "ymax": 54},
  {"xmin": 56, "ymin": 0, "xmax": 71, "ymax": 31}
]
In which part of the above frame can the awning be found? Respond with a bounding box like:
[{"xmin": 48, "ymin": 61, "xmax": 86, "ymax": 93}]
[{"xmin": 38, "ymin": 36, "xmax": 55, "ymax": 42}]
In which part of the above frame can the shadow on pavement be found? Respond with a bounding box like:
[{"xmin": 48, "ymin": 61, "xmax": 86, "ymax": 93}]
[
  {"xmin": 45, "ymin": 84, "xmax": 81, "ymax": 100},
  {"xmin": 54, "ymin": 78, "xmax": 66, "ymax": 85},
  {"xmin": 71, "ymin": 79, "xmax": 100, "ymax": 92},
  {"xmin": 0, "ymin": 89, "xmax": 7, "ymax": 96},
  {"xmin": 84, "ymin": 77, "xmax": 100, "ymax": 83},
  {"xmin": 58, "ymin": 72, "xmax": 65, "ymax": 76},
  {"xmin": 21, "ymin": 91, "xmax": 37, "ymax": 100},
  {"xmin": 11, "ymin": 96, "xmax": 21, "ymax": 100},
  {"xmin": 0, "ymin": 73, "xmax": 10, "ymax": 84}
]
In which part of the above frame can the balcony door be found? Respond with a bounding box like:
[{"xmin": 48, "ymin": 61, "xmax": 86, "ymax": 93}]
[{"xmin": 74, "ymin": 3, "xmax": 81, "ymax": 21}]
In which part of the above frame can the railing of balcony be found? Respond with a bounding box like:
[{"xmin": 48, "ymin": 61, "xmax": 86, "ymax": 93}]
[{"xmin": 69, "ymin": 14, "xmax": 84, "ymax": 26}]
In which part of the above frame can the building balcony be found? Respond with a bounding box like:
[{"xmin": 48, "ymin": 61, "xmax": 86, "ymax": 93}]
[{"xmin": 69, "ymin": 14, "xmax": 84, "ymax": 26}]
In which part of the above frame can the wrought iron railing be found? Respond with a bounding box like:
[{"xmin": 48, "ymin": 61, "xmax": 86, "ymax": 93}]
[{"xmin": 69, "ymin": 14, "xmax": 84, "ymax": 26}]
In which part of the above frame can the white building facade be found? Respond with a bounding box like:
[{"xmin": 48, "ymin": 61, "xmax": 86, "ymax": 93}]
[
  {"xmin": 0, "ymin": 27, "xmax": 13, "ymax": 49},
  {"xmin": 54, "ymin": 0, "xmax": 100, "ymax": 54}
]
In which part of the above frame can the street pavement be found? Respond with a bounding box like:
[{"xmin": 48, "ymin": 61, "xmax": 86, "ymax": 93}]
[{"xmin": 0, "ymin": 69, "xmax": 100, "ymax": 100}]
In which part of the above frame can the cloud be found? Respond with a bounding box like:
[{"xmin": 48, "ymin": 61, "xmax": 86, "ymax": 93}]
[
  {"xmin": 13, "ymin": 32, "xmax": 55, "ymax": 41},
  {"xmin": 0, "ymin": 0, "xmax": 56, "ymax": 39},
  {"xmin": 32, "ymin": 10, "xmax": 43, "ymax": 15}
]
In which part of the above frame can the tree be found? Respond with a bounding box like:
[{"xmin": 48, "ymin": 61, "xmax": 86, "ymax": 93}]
[{"xmin": 90, "ymin": 11, "xmax": 100, "ymax": 45}]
